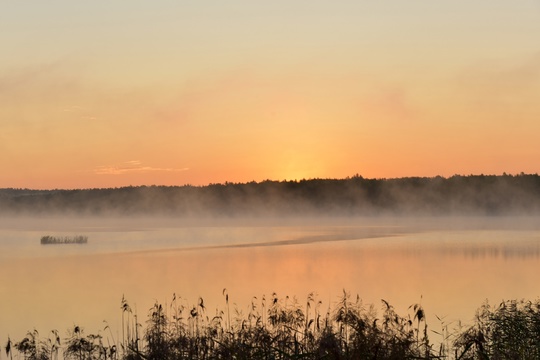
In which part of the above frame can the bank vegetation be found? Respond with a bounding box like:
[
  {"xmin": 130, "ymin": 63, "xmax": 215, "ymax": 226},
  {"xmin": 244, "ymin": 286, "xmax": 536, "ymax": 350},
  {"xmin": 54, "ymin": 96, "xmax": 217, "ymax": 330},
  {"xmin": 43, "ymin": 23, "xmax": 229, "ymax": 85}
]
[{"xmin": 4, "ymin": 293, "xmax": 540, "ymax": 360}]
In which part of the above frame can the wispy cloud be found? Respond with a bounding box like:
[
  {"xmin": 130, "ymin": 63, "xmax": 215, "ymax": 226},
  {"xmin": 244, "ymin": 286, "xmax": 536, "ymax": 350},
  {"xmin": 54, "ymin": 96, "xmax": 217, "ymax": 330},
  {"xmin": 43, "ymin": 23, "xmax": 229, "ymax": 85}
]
[
  {"xmin": 62, "ymin": 105, "xmax": 86, "ymax": 112},
  {"xmin": 61, "ymin": 105, "xmax": 98, "ymax": 121},
  {"xmin": 0, "ymin": 62, "xmax": 62, "ymax": 94},
  {"xmin": 94, "ymin": 160, "xmax": 189, "ymax": 175}
]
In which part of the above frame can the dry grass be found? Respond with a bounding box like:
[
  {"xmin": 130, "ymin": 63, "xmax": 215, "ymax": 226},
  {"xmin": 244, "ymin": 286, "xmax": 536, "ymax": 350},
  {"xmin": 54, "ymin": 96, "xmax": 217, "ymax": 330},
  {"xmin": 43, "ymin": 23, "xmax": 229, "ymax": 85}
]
[{"xmin": 6, "ymin": 295, "xmax": 540, "ymax": 359}]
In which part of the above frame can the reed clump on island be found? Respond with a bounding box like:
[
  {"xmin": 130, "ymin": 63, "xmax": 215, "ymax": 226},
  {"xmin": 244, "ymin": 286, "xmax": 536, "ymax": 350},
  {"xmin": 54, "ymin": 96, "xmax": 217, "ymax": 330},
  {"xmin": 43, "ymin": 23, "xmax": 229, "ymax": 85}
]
[
  {"xmin": 5, "ymin": 292, "xmax": 540, "ymax": 360},
  {"xmin": 40, "ymin": 235, "xmax": 88, "ymax": 245}
]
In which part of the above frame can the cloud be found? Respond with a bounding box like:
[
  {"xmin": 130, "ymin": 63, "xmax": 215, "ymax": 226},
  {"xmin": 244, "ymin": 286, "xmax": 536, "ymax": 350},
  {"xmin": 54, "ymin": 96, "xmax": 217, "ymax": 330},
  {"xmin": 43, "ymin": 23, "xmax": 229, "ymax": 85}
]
[
  {"xmin": 0, "ymin": 61, "xmax": 80, "ymax": 105},
  {"xmin": 359, "ymin": 86, "xmax": 418, "ymax": 123},
  {"xmin": 62, "ymin": 105, "xmax": 86, "ymax": 112},
  {"xmin": 0, "ymin": 62, "xmax": 61, "ymax": 93},
  {"xmin": 456, "ymin": 52, "xmax": 540, "ymax": 100},
  {"xmin": 61, "ymin": 105, "xmax": 98, "ymax": 121},
  {"xmin": 94, "ymin": 161, "xmax": 189, "ymax": 175}
]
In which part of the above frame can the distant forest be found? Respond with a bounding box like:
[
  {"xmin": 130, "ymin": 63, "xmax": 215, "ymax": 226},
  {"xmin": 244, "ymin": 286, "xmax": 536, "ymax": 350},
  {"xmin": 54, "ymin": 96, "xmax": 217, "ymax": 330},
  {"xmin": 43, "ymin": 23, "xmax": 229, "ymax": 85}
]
[{"xmin": 2, "ymin": 174, "xmax": 540, "ymax": 217}]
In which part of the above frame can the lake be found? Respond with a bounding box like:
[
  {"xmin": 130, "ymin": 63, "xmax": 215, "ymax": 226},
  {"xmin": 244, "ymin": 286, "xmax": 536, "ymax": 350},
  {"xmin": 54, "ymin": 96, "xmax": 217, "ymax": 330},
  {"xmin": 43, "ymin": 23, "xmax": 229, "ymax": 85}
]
[{"xmin": 1, "ymin": 216, "xmax": 539, "ymax": 347}]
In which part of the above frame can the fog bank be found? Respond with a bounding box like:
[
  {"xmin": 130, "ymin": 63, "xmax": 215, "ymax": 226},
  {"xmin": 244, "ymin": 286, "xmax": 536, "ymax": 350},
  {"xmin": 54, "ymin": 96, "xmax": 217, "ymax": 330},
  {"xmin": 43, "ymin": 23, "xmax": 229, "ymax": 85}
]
[{"xmin": 2, "ymin": 174, "xmax": 540, "ymax": 218}]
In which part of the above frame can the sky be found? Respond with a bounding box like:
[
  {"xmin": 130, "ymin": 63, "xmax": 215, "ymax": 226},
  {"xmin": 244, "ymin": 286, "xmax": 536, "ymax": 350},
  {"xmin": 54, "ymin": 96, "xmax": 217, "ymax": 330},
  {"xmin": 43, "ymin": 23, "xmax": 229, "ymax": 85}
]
[{"xmin": 1, "ymin": 1, "xmax": 539, "ymax": 189}]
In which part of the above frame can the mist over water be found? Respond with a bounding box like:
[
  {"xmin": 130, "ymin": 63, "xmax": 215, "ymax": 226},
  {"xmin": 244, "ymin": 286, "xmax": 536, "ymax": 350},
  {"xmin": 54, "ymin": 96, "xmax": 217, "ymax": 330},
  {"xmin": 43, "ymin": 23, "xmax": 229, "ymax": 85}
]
[
  {"xmin": 4, "ymin": 175, "xmax": 540, "ymax": 218},
  {"xmin": 1, "ymin": 215, "xmax": 539, "ymax": 345}
]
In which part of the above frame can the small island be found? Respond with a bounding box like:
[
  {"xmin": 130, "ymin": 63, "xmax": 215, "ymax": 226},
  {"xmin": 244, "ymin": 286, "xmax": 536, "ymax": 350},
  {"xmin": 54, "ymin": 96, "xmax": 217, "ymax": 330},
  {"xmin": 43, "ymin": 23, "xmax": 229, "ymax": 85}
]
[{"xmin": 40, "ymin": 235, "xmax": 88, "ymax": 245}]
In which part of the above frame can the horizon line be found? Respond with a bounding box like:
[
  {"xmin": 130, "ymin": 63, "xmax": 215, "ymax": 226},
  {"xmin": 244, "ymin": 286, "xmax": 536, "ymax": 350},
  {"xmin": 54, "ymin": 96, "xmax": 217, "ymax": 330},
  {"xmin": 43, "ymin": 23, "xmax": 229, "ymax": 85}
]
[{"xmin": 2, "ymin": 172, "xmax": 538, "ymax": 192}]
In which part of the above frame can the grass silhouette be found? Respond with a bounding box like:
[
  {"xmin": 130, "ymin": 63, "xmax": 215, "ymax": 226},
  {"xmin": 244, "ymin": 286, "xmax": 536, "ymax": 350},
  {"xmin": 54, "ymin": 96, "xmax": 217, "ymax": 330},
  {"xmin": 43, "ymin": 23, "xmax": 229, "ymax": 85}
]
[{"xmin": 5, "ymin": 294, "xmax": 540, "ymax": 359}]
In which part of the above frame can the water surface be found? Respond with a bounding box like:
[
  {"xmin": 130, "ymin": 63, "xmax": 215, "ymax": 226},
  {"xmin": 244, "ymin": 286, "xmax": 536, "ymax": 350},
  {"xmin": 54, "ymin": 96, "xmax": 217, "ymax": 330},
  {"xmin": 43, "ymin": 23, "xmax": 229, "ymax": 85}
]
[{"xmin": 1, "ymin": 216, "xmax": 539, "ymax": 344}]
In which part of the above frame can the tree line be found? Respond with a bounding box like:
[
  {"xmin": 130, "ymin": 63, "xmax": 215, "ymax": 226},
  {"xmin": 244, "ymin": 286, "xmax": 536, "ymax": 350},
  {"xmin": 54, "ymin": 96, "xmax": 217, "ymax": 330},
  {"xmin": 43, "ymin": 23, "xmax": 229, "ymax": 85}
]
[{"xmin": 2, "ymin": 174, "xmax": 540, "ymax": 217}]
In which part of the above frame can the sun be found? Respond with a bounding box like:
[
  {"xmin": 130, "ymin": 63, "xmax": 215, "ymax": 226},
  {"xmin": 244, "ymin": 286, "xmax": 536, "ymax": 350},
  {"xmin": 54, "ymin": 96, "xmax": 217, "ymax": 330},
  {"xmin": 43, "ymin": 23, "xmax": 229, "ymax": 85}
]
[
  {"xmin": 280, "ymin": 170, "xmax": 312, "ymax": 182},
  {"xmin": 271, "ymin": 152, "xmax": 326, "ymax": 182}
]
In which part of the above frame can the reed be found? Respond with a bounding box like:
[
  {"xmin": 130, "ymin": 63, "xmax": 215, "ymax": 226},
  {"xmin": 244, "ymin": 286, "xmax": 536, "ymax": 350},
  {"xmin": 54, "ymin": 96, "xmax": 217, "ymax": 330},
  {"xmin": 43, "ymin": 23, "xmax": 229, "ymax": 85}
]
[
  {"xmin": 5, "ymin": 295, "xmax": 540, "ymax": 359},
  {"xmin": 40, "ymin": 235, "xmax": 88, "ymax": 245}
]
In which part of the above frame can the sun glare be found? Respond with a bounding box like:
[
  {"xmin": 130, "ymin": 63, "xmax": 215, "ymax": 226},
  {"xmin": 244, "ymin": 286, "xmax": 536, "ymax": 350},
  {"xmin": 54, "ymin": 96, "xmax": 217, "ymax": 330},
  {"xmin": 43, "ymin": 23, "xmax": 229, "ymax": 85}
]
[{"xmin": 274, "ymin": 157, "xmax": 325, "ymax": 182}]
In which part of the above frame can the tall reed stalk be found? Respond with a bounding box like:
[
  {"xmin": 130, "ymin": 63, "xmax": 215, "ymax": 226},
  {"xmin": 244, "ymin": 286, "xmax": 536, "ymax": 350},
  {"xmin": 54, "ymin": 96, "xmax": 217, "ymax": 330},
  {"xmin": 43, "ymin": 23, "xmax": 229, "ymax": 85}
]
[{"xmin": 8, "ymin": 294, "xmax": 540, "ymax": 360}]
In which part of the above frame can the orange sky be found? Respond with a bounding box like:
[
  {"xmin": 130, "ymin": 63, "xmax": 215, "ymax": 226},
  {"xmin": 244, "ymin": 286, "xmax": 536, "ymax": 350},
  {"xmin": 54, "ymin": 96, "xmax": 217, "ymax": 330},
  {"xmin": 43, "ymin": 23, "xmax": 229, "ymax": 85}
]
[{"xmin": 1, "ymin": 1, "xmax": 540, "ymax": 189}]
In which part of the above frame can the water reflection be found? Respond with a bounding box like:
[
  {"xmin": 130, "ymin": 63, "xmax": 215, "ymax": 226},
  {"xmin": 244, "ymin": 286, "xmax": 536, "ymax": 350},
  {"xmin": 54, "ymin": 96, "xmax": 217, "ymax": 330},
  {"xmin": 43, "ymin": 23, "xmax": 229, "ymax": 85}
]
[
  {"xmin": 1, "ymin": 220, "xmax": 539, "ymax": 345},
  {"xmin": 390, "ymin": 231, "xmax": 540, "ymax": 259}
]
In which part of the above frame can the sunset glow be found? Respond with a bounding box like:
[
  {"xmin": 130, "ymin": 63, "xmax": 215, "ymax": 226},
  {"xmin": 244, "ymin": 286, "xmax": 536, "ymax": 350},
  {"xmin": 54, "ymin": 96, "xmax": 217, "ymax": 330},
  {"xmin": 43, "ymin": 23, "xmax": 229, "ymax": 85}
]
[{"xmin": 1, "ymin": 1, "xmax": 539, "ymax": 189}]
